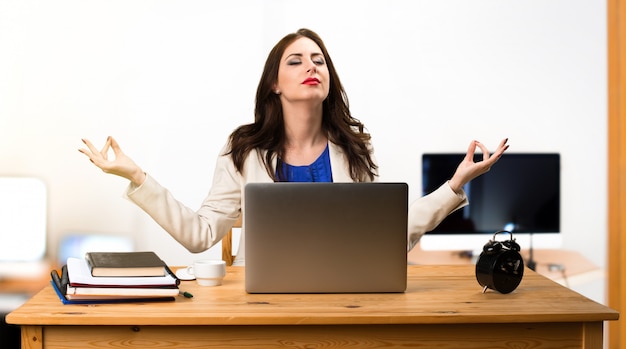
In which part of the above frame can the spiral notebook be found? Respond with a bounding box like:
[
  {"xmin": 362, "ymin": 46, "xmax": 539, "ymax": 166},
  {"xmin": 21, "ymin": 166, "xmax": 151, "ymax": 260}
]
[{"xmin": 244, "ymin": 182, "xmax": 408, "ymax": 293}]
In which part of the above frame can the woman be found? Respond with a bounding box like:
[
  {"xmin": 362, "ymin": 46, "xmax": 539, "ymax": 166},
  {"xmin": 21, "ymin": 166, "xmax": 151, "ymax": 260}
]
[{"xmin": 80, "ymin": 29, "xmax": 508, "ymax": 266}]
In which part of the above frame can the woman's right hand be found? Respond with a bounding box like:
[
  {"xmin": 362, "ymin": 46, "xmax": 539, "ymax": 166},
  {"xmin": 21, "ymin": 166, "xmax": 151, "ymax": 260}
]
[{"xmin": 79, "ymin": 136, "xmax": 146, "ymax": 186}]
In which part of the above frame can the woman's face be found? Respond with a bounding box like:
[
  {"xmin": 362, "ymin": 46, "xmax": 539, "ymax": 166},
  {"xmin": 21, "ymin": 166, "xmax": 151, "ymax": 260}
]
[{"xmin": 274, "ymin": 37, "xmax": 330, "ymax": 105}]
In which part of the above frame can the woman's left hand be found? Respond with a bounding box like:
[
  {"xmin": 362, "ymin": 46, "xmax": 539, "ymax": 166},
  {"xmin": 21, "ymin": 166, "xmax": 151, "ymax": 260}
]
[{"xmin": 448, "ymin": 138, "xmax": 509, "ymax": 194}]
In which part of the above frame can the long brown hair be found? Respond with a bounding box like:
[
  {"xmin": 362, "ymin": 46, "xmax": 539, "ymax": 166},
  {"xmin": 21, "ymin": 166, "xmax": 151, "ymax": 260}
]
[{"xmin": 227, "ymin": 28, "xmax": 377, "ymax": 182}]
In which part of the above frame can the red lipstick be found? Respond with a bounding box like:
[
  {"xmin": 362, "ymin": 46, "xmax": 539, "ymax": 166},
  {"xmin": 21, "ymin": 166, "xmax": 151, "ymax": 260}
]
[{"xmin": 302, "ymin": 77, "xmax": 320, "ymax": 85}]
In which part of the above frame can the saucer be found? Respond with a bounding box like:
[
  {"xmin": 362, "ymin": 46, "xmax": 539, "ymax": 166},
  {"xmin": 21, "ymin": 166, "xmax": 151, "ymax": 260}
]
[{"xmin": 175, "ymin": 267, "xmax": 195, "ymax": 281}]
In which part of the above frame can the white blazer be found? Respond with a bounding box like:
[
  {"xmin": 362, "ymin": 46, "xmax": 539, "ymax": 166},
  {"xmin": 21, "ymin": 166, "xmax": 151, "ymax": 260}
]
[{"xmin": 126, "ymin": 141, "xmax": 468, "ymax": 266}]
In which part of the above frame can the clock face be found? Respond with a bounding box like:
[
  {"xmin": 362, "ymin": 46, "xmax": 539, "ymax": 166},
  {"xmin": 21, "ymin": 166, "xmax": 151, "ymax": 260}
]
[
  {"xmin": 476, "ymin": 249, "xmax": 524, "ymax": 294},
  {"xmin": 492, "ymin": 251, "xmax": 524, "ymax": 293},
  {"xmin": 497, "ymin": 252, "xmax": 524, "ymax": 275}
]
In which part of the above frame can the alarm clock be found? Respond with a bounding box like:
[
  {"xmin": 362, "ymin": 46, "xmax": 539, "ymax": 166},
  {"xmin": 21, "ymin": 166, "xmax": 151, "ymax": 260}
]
[{"xmin": 475, "ymin": 230, "xmax": 524, "ymax": 294}]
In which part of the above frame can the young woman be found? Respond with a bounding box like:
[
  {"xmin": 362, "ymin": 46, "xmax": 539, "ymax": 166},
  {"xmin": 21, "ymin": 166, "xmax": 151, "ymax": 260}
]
[{"xmin": 80, "ymin": 29, "xmax": 508, "ymax": 266}]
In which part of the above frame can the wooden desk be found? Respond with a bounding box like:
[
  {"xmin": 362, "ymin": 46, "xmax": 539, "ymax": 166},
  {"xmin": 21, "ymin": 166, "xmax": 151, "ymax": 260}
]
[{"xmin": 7, "ymin": 265, "xmax": 619, "ymax": 349}]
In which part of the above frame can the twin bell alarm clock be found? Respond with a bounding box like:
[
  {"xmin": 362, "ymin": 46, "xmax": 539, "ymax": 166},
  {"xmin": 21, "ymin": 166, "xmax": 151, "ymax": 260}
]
[{"xmin": 475, "ymin": 230, "xmax": 524, "ymax": 294}]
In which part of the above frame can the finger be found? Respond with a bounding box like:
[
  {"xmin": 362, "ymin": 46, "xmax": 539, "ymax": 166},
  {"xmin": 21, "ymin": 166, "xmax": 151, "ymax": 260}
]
[
  {"xmin": 77, "ymin": 148, "xmax": 91, "ymax": 157},
  {"xmin": 481, "ymin": 140, "xmax": 509, "ymax": 168},
  {"xmin": 81, "ymin": 138, "xmax": 100, "ymax": 154},
  {"xmin": 465, "ymin": 140, "xmax": 478, "ymax": 161},
  {"xmin": 491, "ymin": 138, "xmax": 510, "ymax": 158},
  {"xmin": 99, "ymin": 141, "xmax": 112, "ymax": 161},
  {"xmin": 109, "ymin": 136, "xmax": 124, "ymax": 156},
  {"xmin": 474, "ymin": 141, "xmax": 490, "ymax": 161},
  {"xmin": 99, "ymin": 136, "xmax": 112, "ymax": 154}
]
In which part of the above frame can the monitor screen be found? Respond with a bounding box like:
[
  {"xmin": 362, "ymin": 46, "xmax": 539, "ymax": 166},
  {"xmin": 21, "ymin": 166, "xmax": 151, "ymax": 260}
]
[
  {"xmin": 422, "ymin": 153, "xmax": 560, "ymax": 236},
  {"xmin": 0, "ymin": 177, "xmax": 48, "ymax": 279},
  {"xmin": 0, "ymin": 177, "xmax": 47, "ymax": 262}
]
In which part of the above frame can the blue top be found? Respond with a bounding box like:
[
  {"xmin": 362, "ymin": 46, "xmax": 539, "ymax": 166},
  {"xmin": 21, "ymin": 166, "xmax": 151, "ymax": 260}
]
[{"xmin": 277, "ymin": 143, "xmax": 333, "ymax": 182}]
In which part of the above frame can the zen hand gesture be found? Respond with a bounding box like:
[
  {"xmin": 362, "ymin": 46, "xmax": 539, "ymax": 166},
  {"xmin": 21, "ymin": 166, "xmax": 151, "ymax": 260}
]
[
  {"xmin": 448, "ymin": 138, "xmax": 509, "ymax": 194},
  {"xmin": 79, "ymin": 136, "xmax": 146, "ymax": 186}
]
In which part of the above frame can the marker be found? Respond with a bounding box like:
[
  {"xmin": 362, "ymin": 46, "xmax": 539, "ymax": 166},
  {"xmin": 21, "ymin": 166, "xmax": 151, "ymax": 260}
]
[{"xmin": 179, "ymin": 291, "xmax": 193, "ymax": 298}]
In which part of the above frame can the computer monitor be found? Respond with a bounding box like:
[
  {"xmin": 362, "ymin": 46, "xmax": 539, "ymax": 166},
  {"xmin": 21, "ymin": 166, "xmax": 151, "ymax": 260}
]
[
  {"xmin": 0, "ymin": 177, "xmax": 48, "ymax": 278},
  {"xmin": 420, "ymin": 153, "xmax": 561, "ymax": 252}
]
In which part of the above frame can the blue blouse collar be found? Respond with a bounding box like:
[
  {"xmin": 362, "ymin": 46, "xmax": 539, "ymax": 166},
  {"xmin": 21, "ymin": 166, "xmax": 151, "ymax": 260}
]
[{"xmin": 276, "ymin": 143, "xmax": 333, "ymax": 182}]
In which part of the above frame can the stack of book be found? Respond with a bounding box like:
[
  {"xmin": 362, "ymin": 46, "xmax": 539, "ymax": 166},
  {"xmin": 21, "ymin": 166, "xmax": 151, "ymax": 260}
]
[{"xmin": 51, "ymin": 251, "xmax": 180, "ymax": 304}]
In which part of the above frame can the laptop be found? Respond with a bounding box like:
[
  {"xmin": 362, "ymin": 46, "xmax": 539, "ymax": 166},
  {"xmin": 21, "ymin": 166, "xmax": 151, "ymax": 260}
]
[{"xmin": 244, "ymin": 182, "xmax": 408, "ymax": 293}]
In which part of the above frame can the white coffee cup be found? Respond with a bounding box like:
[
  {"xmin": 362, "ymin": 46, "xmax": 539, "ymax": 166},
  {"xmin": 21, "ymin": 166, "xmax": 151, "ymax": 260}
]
[{"xmin": 186, "ymin": 259, "xmax": 226, "ymax": 286}]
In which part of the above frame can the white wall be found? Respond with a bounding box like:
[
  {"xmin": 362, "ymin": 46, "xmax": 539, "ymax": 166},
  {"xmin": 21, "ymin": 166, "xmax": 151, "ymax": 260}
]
[{"xmin": 0, "ymin": 1, "xmax": 607, "ymax": 300}]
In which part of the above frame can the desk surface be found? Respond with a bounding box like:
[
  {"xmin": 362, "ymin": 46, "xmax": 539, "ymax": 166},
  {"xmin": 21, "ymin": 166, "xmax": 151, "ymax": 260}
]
[
  {"xmin": 7, "ymin": 265, "xmax": 618, "ymax": 327},
  {"xmin": 408, "ymin": 247, "xmax": 606, "ymax": 292}
]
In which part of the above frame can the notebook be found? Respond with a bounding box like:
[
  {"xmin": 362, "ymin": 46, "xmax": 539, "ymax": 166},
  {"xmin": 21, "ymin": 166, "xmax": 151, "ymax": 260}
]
[{"xmin": 244, "ymin": 182, "xmax": 408, "ymax": 293}]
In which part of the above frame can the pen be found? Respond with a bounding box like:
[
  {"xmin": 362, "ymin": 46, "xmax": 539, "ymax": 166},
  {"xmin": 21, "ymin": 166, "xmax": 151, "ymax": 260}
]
[{"xmin": 179, "ymin": 291, "xmax": 193, "ymax": 298}]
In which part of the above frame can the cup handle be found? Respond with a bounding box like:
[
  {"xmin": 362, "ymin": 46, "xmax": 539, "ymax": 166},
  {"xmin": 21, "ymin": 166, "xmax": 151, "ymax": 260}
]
[{"xmin": 186, "ymin": 266, "xmax": 194, "ymax": 276}]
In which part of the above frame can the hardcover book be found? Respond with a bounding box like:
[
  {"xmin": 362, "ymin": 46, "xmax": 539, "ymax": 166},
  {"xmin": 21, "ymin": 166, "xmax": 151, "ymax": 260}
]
[
  {"xmin": 85, "ymin": 251, "xmax": 167, "ymax": 277},
  {"xmin": 67, "ymin": 257, "xmax": 178, "ymax": 287}
]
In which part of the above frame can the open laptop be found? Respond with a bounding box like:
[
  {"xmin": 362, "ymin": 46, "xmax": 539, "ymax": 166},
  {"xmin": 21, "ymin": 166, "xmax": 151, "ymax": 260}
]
[{"xmin": 244, "ymin": 182, "xmax": 408, "ymax": 293}]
